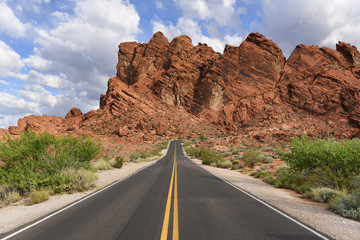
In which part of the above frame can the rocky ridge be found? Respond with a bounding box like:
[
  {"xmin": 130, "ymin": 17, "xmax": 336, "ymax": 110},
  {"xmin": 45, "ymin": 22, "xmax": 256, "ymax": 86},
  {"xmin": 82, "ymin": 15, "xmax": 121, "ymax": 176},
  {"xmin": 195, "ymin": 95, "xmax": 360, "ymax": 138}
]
[{"xmin": 4, "ymin": 32, "xmax": 360, "ymax": 144}]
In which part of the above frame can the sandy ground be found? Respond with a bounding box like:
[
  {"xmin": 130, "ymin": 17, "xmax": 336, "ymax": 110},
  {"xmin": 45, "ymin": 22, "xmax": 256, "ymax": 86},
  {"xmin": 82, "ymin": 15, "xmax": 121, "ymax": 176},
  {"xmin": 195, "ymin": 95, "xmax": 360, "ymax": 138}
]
[
  {"xmin": 1, "ymin": 145, "xmax": 360, "ymax": 239},
  {"xmin": 190, "ymin": 158, "xmax": 360, "ymax": 240}
]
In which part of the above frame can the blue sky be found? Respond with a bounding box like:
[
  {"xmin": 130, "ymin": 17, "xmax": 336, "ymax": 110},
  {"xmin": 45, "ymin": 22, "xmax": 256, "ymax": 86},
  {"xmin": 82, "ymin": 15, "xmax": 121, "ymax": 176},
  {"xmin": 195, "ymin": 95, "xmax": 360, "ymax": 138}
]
[{"xmin": 1, "ymin": 0, "xmax": 360, "ymax": 128}]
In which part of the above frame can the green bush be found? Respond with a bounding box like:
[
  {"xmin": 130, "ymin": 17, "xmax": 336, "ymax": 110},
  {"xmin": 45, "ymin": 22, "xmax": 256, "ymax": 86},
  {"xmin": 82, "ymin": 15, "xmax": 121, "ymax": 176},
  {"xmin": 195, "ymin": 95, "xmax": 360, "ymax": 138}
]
[
  {"xmin": 308, "ymin": 187, "xmax": 343, "ymax": 203},
  {"xmin": 254, "ymin": 171, "xmax": 272, "ymax": 179},
  {"xmin": 186, "ymin": 147, "xmax": 205, "ymax": 159},
  {"xmin": 283, "ymin": 136, "xmax": 360, "ymax": 189},
  {"xmin": 263, "ymin": 175, "xmax": 275, "ymax": 185},
  {"xmin": 349, "ymin": 175, "xmax": 360, "ymax": 193},
  {"xmin": 273, "ymin": 166, "xmax": 305, "ymax": 193},
  {"xmin": 219, "ymin": 161, "xmax": 232, "ymax": 169},
  {"xmin": 0, "ymin": 131, "xmax": 101, "ymax": 194},
  {"xmin": 110, "ymin": 156, "xmax": 123, "ymax": 169},
  {"xmin": 201, "ymin": 149, "xmax": 223, "ymax": 166},
  {"xmin": 329, "ymin": 192, "xmax": 360, "ymax": 220},
  {"xmin": 242, "ymin": 148, "xmax": 263, "ymax": 168}
]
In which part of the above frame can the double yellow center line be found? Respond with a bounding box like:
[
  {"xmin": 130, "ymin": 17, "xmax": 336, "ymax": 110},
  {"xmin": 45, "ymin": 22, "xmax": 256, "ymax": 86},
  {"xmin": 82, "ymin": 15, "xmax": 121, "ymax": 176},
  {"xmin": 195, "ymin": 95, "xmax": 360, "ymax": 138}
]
[{"xmin": 160, "ymin": 144, "xmax": 179, "ymax": 240}]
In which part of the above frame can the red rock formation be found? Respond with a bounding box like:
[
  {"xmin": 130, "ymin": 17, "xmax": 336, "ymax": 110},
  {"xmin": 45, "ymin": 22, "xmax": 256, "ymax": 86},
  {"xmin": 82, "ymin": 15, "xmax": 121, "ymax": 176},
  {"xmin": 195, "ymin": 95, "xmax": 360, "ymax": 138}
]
[{"xmin": 4, "ymin": 32, "xmax": 360, "ymax": 143}]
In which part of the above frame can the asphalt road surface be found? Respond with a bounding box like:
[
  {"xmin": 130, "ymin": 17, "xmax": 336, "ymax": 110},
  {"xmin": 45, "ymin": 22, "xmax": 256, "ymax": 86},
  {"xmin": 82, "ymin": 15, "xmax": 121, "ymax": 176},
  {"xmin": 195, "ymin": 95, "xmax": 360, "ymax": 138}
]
[{"xmin": 2, "ymin": 141, "xmax": 329, "ymax": 240}]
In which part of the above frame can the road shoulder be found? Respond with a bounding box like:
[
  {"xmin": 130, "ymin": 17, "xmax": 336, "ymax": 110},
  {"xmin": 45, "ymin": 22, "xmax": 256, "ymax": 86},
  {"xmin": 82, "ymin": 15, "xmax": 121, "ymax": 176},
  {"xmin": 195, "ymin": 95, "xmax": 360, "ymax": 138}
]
[
  {"xmin": 0, "ymin": 160, "xmax": 159, "ymax": 235},
  {"xmin": 190, "ymin": 158, "xmax": 360, "ymax": 240}
]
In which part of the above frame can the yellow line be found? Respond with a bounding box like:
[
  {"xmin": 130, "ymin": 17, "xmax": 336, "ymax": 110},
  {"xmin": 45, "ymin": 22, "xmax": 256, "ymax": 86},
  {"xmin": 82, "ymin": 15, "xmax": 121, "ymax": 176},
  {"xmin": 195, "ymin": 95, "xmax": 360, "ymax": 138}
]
[
  {"xmin": 173, "ymin": 145, "xmax": 179, "ymax": 240},
  {"xmin": 160, "ymin": 144, "xmax": 176, "ymax": 240}
]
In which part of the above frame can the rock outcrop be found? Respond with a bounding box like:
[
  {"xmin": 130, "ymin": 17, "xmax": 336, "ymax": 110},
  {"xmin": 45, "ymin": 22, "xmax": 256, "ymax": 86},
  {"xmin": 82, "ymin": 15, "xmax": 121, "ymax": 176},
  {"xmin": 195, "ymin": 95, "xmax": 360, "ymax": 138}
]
[{"xmin": 4, "ymin": 32, "xmax": 360, "ymax": 143}]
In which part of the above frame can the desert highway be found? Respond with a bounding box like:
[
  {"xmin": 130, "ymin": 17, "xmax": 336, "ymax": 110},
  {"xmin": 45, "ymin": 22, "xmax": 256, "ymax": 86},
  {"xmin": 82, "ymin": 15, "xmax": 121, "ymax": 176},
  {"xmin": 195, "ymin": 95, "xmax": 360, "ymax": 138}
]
[{"xmin": 2, "ymin": 141, "xmax": 329, "ymax": 240}]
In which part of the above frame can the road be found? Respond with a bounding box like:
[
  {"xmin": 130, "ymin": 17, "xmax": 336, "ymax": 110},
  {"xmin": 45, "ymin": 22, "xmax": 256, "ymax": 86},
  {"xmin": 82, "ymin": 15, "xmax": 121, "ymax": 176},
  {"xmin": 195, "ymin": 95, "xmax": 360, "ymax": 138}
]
[{"xmin": 2, "ymin": 140, "xmax": 328, "ymax": 240}]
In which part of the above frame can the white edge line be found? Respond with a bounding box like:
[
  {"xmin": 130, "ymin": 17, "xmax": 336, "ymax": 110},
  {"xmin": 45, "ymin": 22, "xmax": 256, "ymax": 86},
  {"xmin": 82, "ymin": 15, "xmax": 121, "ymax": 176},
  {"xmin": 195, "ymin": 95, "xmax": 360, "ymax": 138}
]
[
  {"xmin": 182, "ymin": 150, "xmax": 330, "ymax": 240},
  {"xmin": 1, "ymin": 143, "xmax": 171, "ymax": 240},
  {"xmin": 221, "ymin": 178, "xmax": 330, "ymax": 240}
]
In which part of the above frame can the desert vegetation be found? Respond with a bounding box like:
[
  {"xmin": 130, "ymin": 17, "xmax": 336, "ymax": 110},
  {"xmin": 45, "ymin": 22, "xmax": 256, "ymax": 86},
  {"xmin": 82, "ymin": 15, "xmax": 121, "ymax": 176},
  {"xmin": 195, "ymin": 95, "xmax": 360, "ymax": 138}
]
[
  {"xmin": 184, "ymin": 135, "xmax": 360, "ymax": 221},
  {"xmin": 0, "ymin": 131, "xmax": 101, "ymax": 205},
  {"xmin": 0, "ymin": 131, "xmax": 168, "ymax": 204},
  {"xmin": 0, "ymin": 132, "xmax": 168, "ymax": 206}
]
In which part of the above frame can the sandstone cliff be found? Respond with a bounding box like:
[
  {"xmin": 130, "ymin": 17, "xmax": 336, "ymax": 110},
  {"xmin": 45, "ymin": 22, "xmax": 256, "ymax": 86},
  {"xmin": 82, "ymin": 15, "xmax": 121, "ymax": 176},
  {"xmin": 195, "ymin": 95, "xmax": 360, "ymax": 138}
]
[{"xmin": 5, "ymin": 32, "xmax": 360, "ymax": 143}]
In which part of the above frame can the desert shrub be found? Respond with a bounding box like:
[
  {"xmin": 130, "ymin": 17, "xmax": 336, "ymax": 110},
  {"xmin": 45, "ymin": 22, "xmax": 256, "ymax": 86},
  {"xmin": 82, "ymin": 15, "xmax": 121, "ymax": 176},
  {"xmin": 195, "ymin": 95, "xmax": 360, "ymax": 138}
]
[
  {"xmin": 201, "ymin": 149, "xmax": 223, "ymax": 166},
  {"xmin": 242, "ymin": 148, "xmax": 263, "ymax": 168},
  {"xmin": 232, "ymin": 160, "xmax": 240, "ymax": 165},
  {"xmin": 182, "ymin": 140, "xmax": 191, "ymax": 148},
  {"xmin": 219, "ymin": 161, "xmax": 232, "ymax": 169},
  {"xmin": 231, "ymin": 150, "xmax": 239, "ymax": 154},
  {"xmin": 29, "ymin": 189, "xmax": 50, "ymax": 205},
  {"xmin": 263, "ymin": 156, "xmax": 274, "ymax": 163},
  {"xmin": 273, "ymin": 168, "xmax": 304, "ymax": 192},
  {"xmin": 199, "ymin": 135, "xmax": 207, "ymax": 141},
  {"xmin": 308, "ymin": 187, "xmax": 343, "ymax": 203},
  {"xmin": 349, "ymin": 175, "xmax": 360, "ymax": 193},
  {"xmin": 60, "ymin": 168, "xmax": 97, "ymax": 192},
  {"xmin": 185, "ymin": 147, "xmax": 203, "ymax": 159},
  {"xmin": 6, "ymin": 190, "xmax": 22, "ymax": 203},
  {"xmin": 275, "ymin": 163, "xmax": 291, "ymax": 176},
  {"xmin": 263, "ymin": 146, "xmax": 277, "ymax": 152},
  {"xmin": 329, "ymin": 192, "xmax": 360, "ymax": 220},
  {"xmin": 0, "ymin": 131, "xmax": 101, "ymax": 194},
  {"xmin": 263, "ymin": 175, "xmax": 275, "ymax": 185},
  {"xmin": 260, "ymin": 165, "xmax": 270, "ymax": 171},
  {"xmin": 238, "ymin": 146, "xmax": 246, "ymax": 152},
  {"xmin": 282, "ymin": 136, "xmax": 360, "ymax": 189},
  {"xmin": 110, "ymin": 156, "xmax": 124, "ymax": 169},
  {"xmin": 236, "ymin": 167, "xmax": 252, "ymax": 174},
  {"xmin": 231, "ymin": 164, "xmax": 242, "ymax": 170},
  {"xmin": 126, "ymin": 141, "xmax": 168, "ymax": 163},
  {"xmin": 221, "ymin": 151, "xmax": 232, "ymax": 157},
  {"xmin": 92, "ymin": 159, "xmax": 112, "ymax": 171},
  {"xmin": 0, "ymin": 185, "xmax": 6, "ymax": 201},
  {"xmin": 254, "ymin": 171, "xmax": 272, "ymax": 179}
]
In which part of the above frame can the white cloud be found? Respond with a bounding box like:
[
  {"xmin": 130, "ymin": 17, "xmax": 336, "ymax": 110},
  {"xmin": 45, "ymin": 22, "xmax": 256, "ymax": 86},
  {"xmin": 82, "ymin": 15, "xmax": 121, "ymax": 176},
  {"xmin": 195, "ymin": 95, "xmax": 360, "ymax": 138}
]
[
  {"xmin": 152, "ymin": 0, "xmax": 244, "ymax": 52},
  {"xmin": 0, "ymin": 79, "xmax": 10, "ymax": 86},
  {"xmin": 256, "ymin": 0, "xmax": 360, "ymax": 57},
  {"xmin": 175, "ymin": 0, "xmax": 240, "ymax": 27},
  {"xmin": 0, "ymin": 40, "xmax": 24, "ymax": 77},
  {"xmin": 0, "ymin": 115, "xmax": 24, "ymax": 129},
  {"xmin": 22, "ymin": 0, "xmax": 140, "ymax": 111},
  {"xmin": 18, "ymin": 84, "xmax": 60, "ymax": 108},
  {"xmin": 0, "ymin": 92, "xmax": 40, "ymax": 115},
  {"xmin": 153, "ymin": 17, "xmax": 244, "ymax": 52},
  {"xmin": 22, "ymin": 70, "xmax": 65, "ymax": 89},
  {"xmin": 156, "ymin": 1, "xmax": 165, "ymax": 9},
  {"xmin": 0, "ymin": 2, "xmax": 27, "ymax": 37}
]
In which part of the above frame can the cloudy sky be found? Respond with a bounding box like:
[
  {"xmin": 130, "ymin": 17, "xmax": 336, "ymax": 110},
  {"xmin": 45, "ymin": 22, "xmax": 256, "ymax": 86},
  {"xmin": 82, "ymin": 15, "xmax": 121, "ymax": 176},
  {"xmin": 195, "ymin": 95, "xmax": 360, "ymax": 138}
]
[{"xmin": 1, "ymin": 0, "xmax": 360, "ymax": 128}]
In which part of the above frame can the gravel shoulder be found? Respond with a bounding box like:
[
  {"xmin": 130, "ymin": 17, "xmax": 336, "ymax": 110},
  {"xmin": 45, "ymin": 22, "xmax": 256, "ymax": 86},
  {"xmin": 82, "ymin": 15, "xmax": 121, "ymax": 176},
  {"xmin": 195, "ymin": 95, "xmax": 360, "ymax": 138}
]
[
  {"xmin": 190, "ymin": 158, "xmax": 360, "ymax": 240},
  {"xmin": 0, "ymin": 159, "xmax": 161, "ymax": 235}
]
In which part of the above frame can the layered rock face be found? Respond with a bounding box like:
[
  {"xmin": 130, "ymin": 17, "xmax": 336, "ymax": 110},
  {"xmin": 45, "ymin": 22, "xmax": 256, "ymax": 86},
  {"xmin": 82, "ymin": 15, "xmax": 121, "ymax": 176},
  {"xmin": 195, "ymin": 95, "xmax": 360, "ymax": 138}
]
[{"xmin": 6, "ymin": 32, "xmax": 360, "ymax": 142}]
